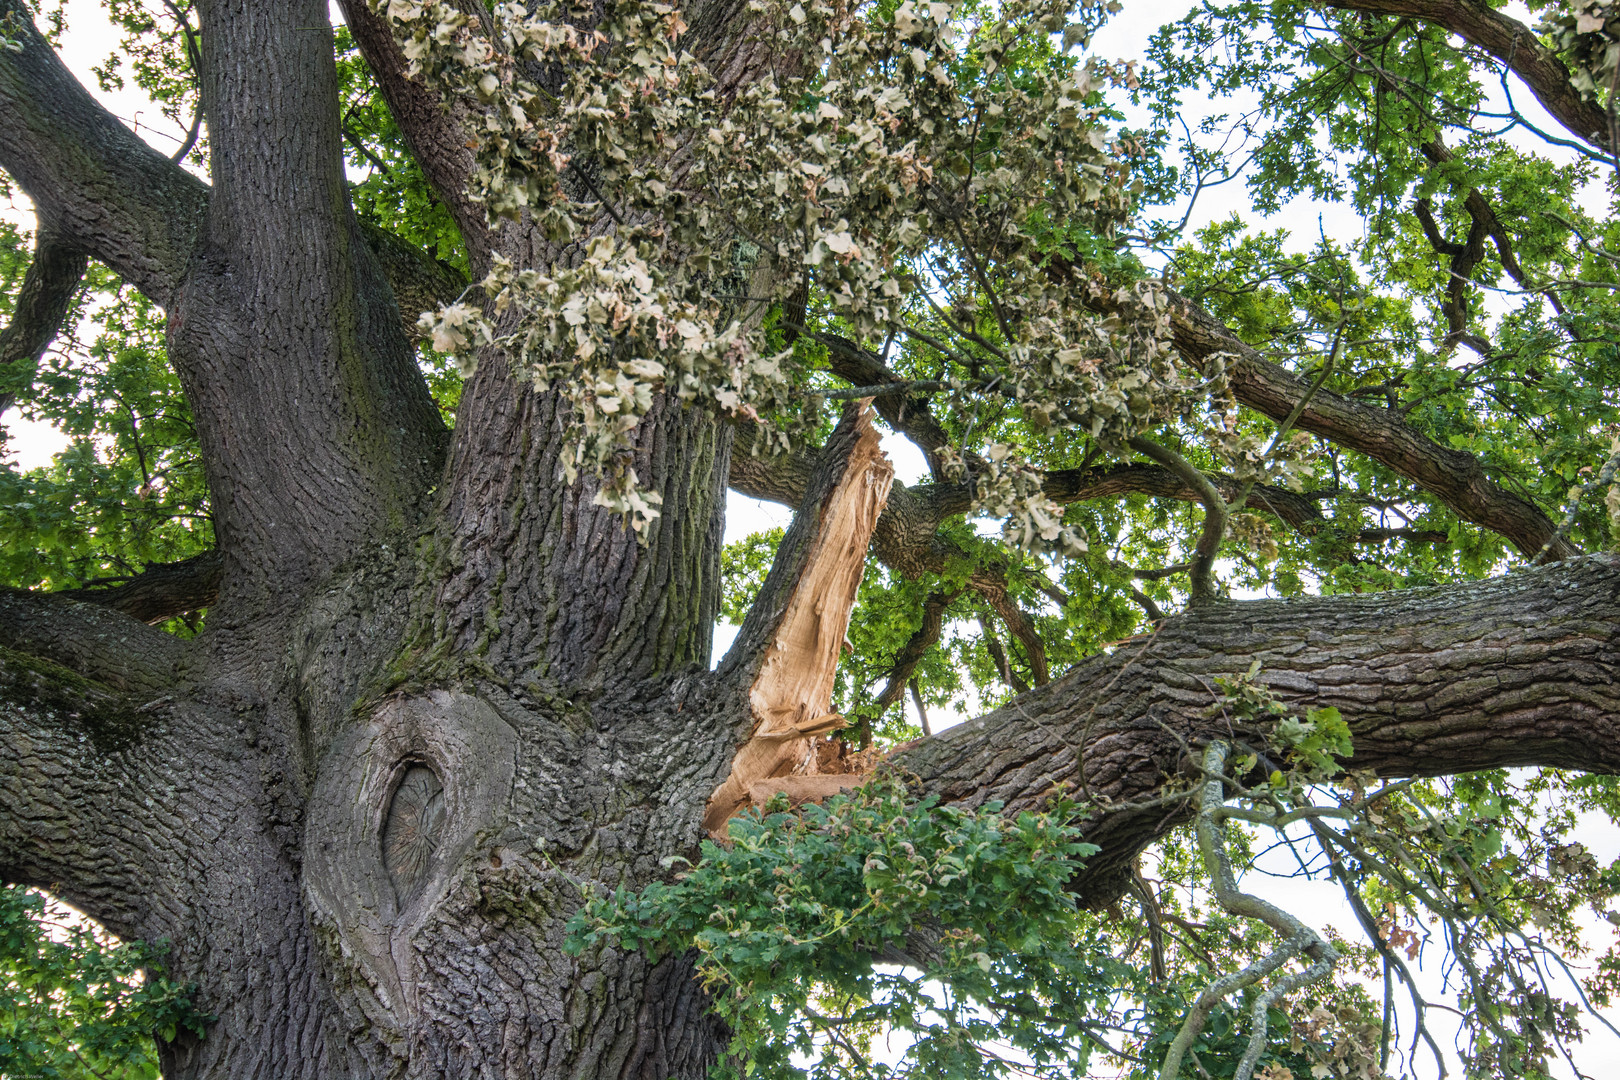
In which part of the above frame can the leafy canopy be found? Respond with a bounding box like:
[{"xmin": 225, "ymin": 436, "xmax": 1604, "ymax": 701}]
[{"xmin": 9, "ymin": 0, "xmax": 1620, "ymax": 1075}]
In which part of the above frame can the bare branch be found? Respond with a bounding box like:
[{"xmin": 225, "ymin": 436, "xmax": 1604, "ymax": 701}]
[
  {"xmin": 859, "ymin": 587, "xmax": 962, "ymax": 732},
  {"xmin": 1128, "ymin": 435, "xmax": 1227, "ymax": 605}
]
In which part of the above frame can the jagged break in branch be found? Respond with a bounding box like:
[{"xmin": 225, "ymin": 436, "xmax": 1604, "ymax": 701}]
[{"xmin": 704, "ymin": 404, "xmax": 895, "ymax": 834}]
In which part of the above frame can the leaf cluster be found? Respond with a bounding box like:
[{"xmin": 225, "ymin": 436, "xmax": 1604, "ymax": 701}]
[
  {"xmin": 0, "ymin": 885, "xmax": 208, "ymax": 1080},
  {"xmin": 566, "ymin": 774, "xmax": 1127, "ymax": 1080}
]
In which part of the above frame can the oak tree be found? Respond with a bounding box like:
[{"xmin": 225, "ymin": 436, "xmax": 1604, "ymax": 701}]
[{"xmin": 5, "ymin": 0, "xmax": 1620, "ymax": 1077}]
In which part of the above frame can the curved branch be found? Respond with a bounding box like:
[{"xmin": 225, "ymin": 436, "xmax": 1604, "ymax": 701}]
[
  {"xmin": 1168, "ymin": 291, "xmax": 1577, "ymax": 560},
  {"xmin": 1324, "ymin": 0, "xmax": 1612, "ymax": 151},
  {"xmin": 972, "ymin": 573, "xmax": 1050, "ymax": 685},
  {"xmin": 1127, "ymin": 435, "xmax": 1227, "ymax": 605},
  {"xmin": 1418, "ymin": 136, "xmax": 1566, "ymax": 318},
  {"xmin": 0, "ymin": 0, "xmax": 208, "ymax": 305},
  {"xmin": 0, "ymin": 230, "xmax": 86, "ymax": 420},
  {"xmin": 861, "ymin": 587, "xmax": 962, "ymax": 727},
  {"xmin": 896, "ymin": 554, "xmax": 1620, "ymax": 907}
]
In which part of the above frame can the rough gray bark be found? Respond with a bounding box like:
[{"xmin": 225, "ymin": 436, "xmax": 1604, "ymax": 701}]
[
  {"xmin": 2, "ymin": 2, "xmax": 1620, "ymax": 1078},
  {"xmin": 898, "ymin": 553, "xmax": 1620, "ymax": 905}
]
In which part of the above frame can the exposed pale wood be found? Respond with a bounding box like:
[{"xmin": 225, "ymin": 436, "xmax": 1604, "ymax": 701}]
[{"xmin": 702, "ymin": 405, "xmax": 893, "ymax": 835}]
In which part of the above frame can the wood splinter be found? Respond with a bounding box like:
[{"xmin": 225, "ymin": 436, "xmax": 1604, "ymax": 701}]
[{"xmin": 702, "ymin": 404, "xmax": 895, "ymax": 836}]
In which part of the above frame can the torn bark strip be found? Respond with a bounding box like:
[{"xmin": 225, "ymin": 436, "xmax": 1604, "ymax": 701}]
[{"xmin": 702, "ymin": 404, "xmax": 894, "ymax": 836}]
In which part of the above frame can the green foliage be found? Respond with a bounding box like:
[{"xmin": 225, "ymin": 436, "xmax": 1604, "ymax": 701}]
[
  {"xmin": 0, "ymin": 886, "xmax": 208, "ymax": 1079},
  {"xmin": 11, "ymin": 0, "xmax": 1620, "ymax": 1075},
  {"xmin": 1133, "ymin": 0, "xmax": 1620, "ymax": 583},
  {"xmin": 1, "ymin": 278, "xmax": 211, "ymax": 601},
  {"xmin": 92, "ymin": 1, "xmax": 203, "ymax": 165},
  {"xmin": 567, "ymin": 775, "xmax": 1121, "ymax": 1080},
  {"xmin": 721, "ymin": 526, "xmax": 786, "ymax": 626},
  {"xmin": 1214, "ymin": 661, "xmax": 1351, "ymax": 785}
]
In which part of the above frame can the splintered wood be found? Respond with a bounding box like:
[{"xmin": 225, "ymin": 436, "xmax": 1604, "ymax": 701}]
[{"xmin": 702, "ymin": 405, "xmax": 894, "ymax": 836}]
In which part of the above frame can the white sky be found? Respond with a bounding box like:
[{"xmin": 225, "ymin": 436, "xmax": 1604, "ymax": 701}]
[{"xmin": 5, "ymin": 5, "xmax": 1619, "ymax": 1074}]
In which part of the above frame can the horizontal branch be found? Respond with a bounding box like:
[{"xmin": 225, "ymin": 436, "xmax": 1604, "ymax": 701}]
[
  {"xmin": 0, "ymin": 589, "xmax": 188, "ymax": 695},
  {"xmin": 730, "ymin": 421, "xmax": 1345, "ymax": 581},
  {"xmin": 897, "ymin": 554, "xmax": 1620, "ymax": 906},
  {"xmin": 58, "ymin": 551, "xmax": 223, "ymax": 625}
]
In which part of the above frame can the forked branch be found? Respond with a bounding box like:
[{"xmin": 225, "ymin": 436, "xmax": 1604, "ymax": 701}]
[{"xmin": 1157, "ymin": 741, "xmax": 1337, "ymax": 1080}]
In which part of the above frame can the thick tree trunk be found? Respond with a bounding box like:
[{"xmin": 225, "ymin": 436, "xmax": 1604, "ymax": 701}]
[
  {"xmin": 5, "ymin": 1, "xmax": 1620, "ymax": 1077},
  {"xmin": 9, "ymin": 542, "xmax": 1620, "ymax": 1078},
  {"xmin": 4, "ymin": 568, "xmax": 739, "ymax": 1079}
]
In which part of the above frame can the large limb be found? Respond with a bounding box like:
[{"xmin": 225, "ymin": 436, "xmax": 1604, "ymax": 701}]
[
  {"xmin": 1169, "ymin": 294, "xmax": 1576, "ymax": 560},
  {"xmin": 0, "ymin": 662, "xmax": 167, "ymax": 932},
  {"xmin": 0, "ymin": 2, "xmax": 470, "ymax": 331},
  {"xmin": 0, "ymin": 589, "xmax": 186, "ymax": 697},
  {"xmin": 0, "ymin": 0, "xmax": 207, "ymax": 305},
  {"xmin": 162, "ymin": 0, "xmax": 445, "ymax": 599},
  {"xmin": 1324, "ymin": 0, "xmax": 1612, "ymax": 152},
  {"xmin": 896, "ymin": 553, "xmax": 1620, "ymax": 906}
]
